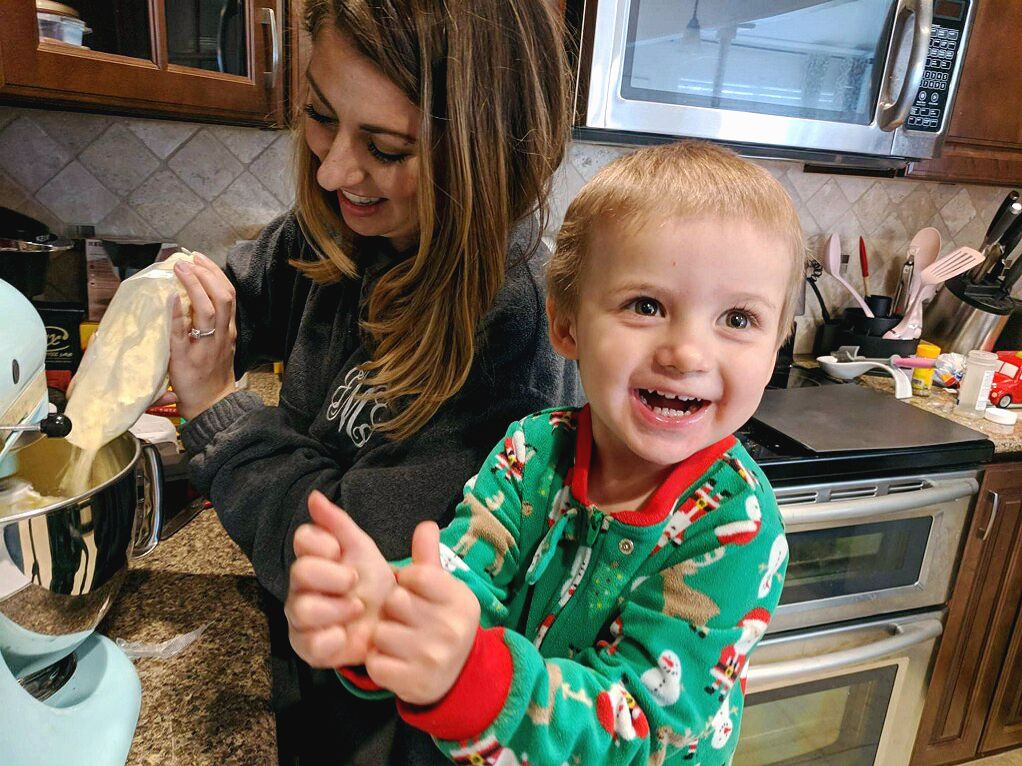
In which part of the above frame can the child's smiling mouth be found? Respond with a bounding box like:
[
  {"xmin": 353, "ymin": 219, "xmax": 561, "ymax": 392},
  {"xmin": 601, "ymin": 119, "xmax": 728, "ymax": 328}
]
[{"xmin": 635, "ymin": 388, "xmax": 709, "ymax": 419}]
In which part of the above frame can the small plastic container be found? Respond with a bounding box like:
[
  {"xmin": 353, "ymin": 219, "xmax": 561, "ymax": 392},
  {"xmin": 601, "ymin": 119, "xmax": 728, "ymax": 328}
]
[
  {"xmin": 911, "ymin": 341, "xmax": 941, "ymax": 397},
  {"xmin": 984, "ymin": 406, "xmax": 1018, "ymax": 436},
  {"xmin": 37, "ymin": 12, "xmax": 90, "ymax": 46},
  {"xmin": 955, "ymin": 350, "xmax": 1000, "ymax": 417}
]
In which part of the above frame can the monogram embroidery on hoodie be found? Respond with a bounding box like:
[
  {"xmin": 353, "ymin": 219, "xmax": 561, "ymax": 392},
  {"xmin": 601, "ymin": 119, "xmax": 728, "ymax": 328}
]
[{"xmin": 326, "ymin": 367, "xmax": 388, "ymax": 448}]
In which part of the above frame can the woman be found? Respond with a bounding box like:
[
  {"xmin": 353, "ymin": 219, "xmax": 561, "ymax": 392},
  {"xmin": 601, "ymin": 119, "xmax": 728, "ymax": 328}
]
[{"xmin": 167, "ymin": 0, "xmax": 578, "ymax": 762}]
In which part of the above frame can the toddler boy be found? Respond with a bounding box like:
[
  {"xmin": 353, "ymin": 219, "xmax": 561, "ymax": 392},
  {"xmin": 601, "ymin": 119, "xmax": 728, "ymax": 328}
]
[{"xmin": 285, "ymin": 141, "xmax": 803, "ymax": 764}]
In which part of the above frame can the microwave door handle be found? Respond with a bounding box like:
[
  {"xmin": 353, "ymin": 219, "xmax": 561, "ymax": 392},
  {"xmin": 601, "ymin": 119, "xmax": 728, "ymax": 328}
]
[
  {"xmin": 747, "ymin": 618, "xmax": 943, "ymax": 687},
  {"xmin": 877, "ymin": 0, "xmax": 934, "ymax": 131},
  {"xmin": 781, "ymin": 477, "xmax": 978, "ymax": 526}
]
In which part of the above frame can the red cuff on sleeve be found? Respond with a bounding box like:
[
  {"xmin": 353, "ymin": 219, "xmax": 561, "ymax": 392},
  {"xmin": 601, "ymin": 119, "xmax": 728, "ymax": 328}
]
[
  {"xmin": 397, "ymin": 626, "xmax": 513, "ymax": 741},
  {"xmin": 338, "ymin": 666, "xmax": 383, "ymax": 692}
]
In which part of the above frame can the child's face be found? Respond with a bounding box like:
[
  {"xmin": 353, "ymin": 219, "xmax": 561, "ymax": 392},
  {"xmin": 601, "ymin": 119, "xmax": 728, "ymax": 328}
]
[{"xmin": 550, "ymin": 215, "xmax": 792, "ymax": 471}]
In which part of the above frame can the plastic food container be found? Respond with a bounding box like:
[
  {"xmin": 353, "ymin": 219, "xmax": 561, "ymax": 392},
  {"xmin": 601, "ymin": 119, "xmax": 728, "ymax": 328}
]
[{"xmin": 37, "ymin": 11, "xmax": 90, "ymax": 46}]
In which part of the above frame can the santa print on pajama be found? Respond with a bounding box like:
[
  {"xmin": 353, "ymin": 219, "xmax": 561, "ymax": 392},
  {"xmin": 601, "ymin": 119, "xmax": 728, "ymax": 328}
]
[
  {"xmin": 705, "ymin": 609, "xmax": 771, "ymax": 702},
  {"xmin": 337, "ymin": 406, "xmax": 787, "ymax": 765}
]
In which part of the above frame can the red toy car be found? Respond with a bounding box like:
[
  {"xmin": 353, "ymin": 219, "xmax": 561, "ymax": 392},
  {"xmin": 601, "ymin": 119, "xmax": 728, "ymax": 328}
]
[{"xmin": 989, "ymin": 351, "xmax": 1022, "ymax": 408}]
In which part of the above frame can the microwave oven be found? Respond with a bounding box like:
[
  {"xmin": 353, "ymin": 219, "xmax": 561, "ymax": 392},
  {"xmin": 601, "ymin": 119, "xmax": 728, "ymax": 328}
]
[{"xmin": 573, "ymin": 0, "xmax": 975, "ymax": 170}]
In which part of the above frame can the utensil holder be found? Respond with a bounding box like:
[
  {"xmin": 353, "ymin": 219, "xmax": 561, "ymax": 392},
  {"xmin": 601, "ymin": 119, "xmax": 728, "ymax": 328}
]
[{"xmin": 813, "ymin": 309, "xmax": 919, "ymax": 358}]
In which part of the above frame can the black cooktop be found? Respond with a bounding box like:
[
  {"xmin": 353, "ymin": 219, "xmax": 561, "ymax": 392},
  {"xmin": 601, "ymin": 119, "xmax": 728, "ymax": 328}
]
[{"xmin": 740, "ymin": 366, "xmax": 995, "ymax": 484}]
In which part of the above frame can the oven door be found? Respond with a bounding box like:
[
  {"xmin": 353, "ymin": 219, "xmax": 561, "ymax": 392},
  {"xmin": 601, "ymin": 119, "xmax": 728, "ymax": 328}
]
[
  {"xmin": 769, "ymin": 471, "xmax": 977, "ymax": 633},
  {"xmin": 735, "ymin": 611, "xmax": 943, "ymax": 766},
  {"xmin": 578, "ymin": 0, "xmax": 974, "ymax": 163}
]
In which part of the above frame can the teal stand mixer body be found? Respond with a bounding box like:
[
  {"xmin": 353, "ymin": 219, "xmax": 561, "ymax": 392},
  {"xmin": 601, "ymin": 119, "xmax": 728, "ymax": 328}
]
[{"xmin": 1, "ymin": 277, "xmax": 144, "ymax": 765}]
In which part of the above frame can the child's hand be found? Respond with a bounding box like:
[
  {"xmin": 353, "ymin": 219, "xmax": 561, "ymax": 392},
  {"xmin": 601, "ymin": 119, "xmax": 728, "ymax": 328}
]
[
  {"xmin": 285, "ymin": 490, "xmax": 395, "ymax": 668},
  {"xmin": 365, "ymin": 521, "xmax": 481, "ymax": 706}
]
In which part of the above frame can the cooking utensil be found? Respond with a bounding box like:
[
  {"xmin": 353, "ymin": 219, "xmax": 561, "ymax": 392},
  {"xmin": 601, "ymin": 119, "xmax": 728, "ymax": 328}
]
[
  {"xmin": 858, "ymin": 237, "xmax": 870, "ymax": 298},
  {"xmin": 893, "ymin": 228, "xmax": 941, "ymax": 316},
  {"xmin": 823, "ymin": 233, "xmax": 873, "ymax": 318},
  {"xmin": 995, "ymin": 213, "xmax": 1022, "ymax": 286},
  {"xmin": 817, "ymin": 354, "xmax": 913, "ymax": 398},
  {"xmin": 885, "ymin": 247, "xmax": 985, "ymax": 340},
  {"xmin": 973, "ymin": 196, "xmax": 1022, "ymax": 281},
  {"xmin": 805, "ymin": 259, "xmax": 831, "ymax": 323}
]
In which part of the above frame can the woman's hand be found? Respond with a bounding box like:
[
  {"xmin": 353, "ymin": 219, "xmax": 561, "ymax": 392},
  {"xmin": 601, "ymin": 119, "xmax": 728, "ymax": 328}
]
[
  {"xmin": 365, "ymin": 522, "xmax": 481, "ymax": 705},
  {"xmin": 285, "ymin": 491, "xmax": 397, "ymax": 668},
  {"xmin": 168, "ymin": 252, "xmax": 238, "ymax": 420}
]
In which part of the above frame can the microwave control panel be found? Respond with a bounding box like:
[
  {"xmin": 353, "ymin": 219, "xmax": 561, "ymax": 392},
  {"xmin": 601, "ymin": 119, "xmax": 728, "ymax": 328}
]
[{"xmin": 908, "ymin": 0, "xmax": 969, "ymax": 132}]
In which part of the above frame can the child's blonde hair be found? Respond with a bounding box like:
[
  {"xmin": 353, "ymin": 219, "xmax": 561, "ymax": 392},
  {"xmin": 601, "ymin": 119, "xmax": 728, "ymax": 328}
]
[{"xmin": 548, "ymin": 142, "xmax": 806, "ymax": 341}]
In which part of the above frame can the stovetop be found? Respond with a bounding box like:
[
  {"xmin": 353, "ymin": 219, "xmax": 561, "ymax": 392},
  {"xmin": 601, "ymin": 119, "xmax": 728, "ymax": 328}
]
[{"xmin": 740, "ymin": 365, "xmax": 995, "ymax": 484}]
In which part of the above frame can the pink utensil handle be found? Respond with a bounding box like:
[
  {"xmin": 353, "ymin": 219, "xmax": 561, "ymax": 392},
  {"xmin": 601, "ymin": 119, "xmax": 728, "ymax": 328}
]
[{"xmin": 892, "ymin": 356, "xmax": 936, "ymax": 369}]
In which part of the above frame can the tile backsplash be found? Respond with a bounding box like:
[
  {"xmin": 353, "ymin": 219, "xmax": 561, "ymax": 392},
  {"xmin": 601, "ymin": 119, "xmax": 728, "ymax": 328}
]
[{"xmin": 0, "ymin": 105, "xmax": 1014, "ymax": 352}]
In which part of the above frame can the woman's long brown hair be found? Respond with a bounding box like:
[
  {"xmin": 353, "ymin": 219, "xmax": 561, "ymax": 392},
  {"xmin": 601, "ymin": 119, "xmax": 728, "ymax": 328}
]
[{"xmin": 294, "ymin": 0, "xmax": 571, "ymax": 439}]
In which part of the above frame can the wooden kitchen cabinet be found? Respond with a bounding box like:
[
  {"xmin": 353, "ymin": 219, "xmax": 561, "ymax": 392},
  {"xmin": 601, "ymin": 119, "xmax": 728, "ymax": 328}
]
[
  {"xmin": 912, "ymin": 461, "xmax": 1022, "ymax": 765},
  {"xmin": 0, "ymin": 0, "xmax": 286, "ymax": 126},
  {"xmin": 908, "ymin": 0, "xmax": 1022, "ymax": 186}
]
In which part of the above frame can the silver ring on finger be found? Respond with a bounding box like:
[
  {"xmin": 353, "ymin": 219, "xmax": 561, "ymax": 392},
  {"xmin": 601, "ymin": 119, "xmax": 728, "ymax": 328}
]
[{"xmin": 189, "ymin": 326, "xmax": 216, "ymax": 339}]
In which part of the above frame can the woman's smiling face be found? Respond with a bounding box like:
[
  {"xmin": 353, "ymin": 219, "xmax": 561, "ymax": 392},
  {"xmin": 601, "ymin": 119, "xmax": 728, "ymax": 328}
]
[{"xmin": 304, "ymin": 25, "xmax": 422, "ymax": 250}]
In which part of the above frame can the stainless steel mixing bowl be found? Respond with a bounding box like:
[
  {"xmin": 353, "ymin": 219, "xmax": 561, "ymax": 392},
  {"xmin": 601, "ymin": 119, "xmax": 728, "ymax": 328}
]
[{"xmin": 0, "ymin": 432, "xmax": 162, "ymax": 677}]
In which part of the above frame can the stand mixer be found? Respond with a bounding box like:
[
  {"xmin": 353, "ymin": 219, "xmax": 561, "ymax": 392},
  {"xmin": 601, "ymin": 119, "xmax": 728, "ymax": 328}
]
[{"xmin": 1, "ymin": 277, "xmax": 161, "ymax": 765}]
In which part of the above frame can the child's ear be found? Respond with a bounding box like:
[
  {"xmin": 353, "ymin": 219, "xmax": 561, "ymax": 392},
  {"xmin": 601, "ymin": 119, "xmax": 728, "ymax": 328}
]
[{"xmin": 546, "ymin": 297, "xmax": 579, "ymax": 361}]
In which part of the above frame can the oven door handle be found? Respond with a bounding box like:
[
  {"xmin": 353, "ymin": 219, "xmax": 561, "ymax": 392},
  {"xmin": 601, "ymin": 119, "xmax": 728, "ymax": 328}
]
[
  {"xmin": 877, "ymin": 0, "xmax": 933, "ymax": 130},
  {"xmin": 748, "ymin": 618, "xmax": 943, "ymax": 686},
  {"xmin": 781, "ymin": 478, "xmax": 978, "ymax": 526}
]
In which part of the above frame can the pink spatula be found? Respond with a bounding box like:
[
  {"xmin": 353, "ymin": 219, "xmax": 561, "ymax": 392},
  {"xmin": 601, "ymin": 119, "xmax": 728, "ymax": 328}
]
[{"xmin": 884, "ymin": 247, "xmax": 984, "ymax": 340}]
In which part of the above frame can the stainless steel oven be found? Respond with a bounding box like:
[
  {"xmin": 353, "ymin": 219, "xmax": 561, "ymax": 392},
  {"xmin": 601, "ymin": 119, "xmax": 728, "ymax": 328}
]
[
  {"xmin": 736, "ymin": 610, "xmax": 943, "ymax": 766},
  {"xmin": 574, "ymin": 0, "xmax": 976, "ymax": 169},
  {"xmin": 770, "ymin": 470, "xmax": 978, "ymax": 632}
]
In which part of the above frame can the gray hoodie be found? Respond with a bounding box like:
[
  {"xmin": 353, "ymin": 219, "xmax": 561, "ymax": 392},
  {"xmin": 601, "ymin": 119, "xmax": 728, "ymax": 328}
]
[{"xmin": 180, "ymin": 212, "xmax": 581, "ymax": 764}]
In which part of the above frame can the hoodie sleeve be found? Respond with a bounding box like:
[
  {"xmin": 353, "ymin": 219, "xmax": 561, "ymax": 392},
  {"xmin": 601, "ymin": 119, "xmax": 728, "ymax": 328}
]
[
  {"xmin": 221, "ymin": 212, "xmax": 308, "ymax": 375},
  {"xmin": 396, "ymin": 479, "xmax": 788, "ymax": 766}
]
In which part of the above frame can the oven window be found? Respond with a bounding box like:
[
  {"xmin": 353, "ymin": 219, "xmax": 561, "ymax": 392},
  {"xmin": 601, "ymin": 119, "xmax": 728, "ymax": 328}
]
[
  {"xmin": 734, "ymin": 666, "xmax": 897, "ymax": 765},
  {"xmin": 780, "ymin": 517, "xmax": 933, "ymax": 604},
  {"xmin": 622, "ymin": 0, "xmax": 896, "ymax": 125}
]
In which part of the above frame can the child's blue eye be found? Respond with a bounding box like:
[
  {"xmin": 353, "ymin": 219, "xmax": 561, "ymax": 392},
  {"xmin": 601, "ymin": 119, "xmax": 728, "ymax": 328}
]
[{"xmin": 630, "ymin": 298, "xmax": 662, "ymax": 317}]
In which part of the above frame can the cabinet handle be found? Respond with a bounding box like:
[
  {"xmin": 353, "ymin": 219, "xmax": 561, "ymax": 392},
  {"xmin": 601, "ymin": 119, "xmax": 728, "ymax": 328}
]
[
  {"xmin": 979, "ymin": 490, "xmax": 1001, "ymax": 541},
  {"xmin": 261, "ymin": 7, "xmax": 281, "ymax": 89}
]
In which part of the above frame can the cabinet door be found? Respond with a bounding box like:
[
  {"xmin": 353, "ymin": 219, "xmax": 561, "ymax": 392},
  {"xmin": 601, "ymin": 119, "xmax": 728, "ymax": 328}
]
[
  {"xmin": 979, "ymin": 472, "xmax": 1022, "ymax": 754},
  {"xmin": 907, "ymin": 0, "xmax": 1022, "ymax": 185},
  {"xmin": 912, "ymin": 464, "xmax": 1022, "ymax": 766},
  {"xmin": 0, "ymin": 0, "xmax": 284, "ymax": 126}
]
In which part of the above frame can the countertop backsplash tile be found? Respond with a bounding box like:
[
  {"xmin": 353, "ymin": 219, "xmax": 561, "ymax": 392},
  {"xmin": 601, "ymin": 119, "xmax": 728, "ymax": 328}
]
[{"xmin": 0, "ymin": 105, "xmax": 1014, "ymax": 353}]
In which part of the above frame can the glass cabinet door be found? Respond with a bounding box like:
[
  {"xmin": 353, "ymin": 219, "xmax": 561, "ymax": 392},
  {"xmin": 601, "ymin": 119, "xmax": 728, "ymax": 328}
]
[
  {"xmin": 165, "ymin": 0, "xmax": 247, "ymax": 77},
  {"xmin": 0, "ymin": 0, "xmax": 284, "ymax": 126},
  {"xmin": 623, "ymin": 0, "xmax": 897, "ymax": 125},
  {"xmin": 41, "ymin": 0, "xmax": 154, "ymax": 61}
]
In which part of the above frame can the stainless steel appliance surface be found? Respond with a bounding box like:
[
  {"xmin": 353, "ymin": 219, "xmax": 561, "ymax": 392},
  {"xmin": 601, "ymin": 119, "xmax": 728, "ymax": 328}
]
[
  {"xmin": 769, "ymin": 469, "xmax": 975, "ymax": 633},
  {"xmin": 736, "ymin": 610, "xmax": 942, "ymax": 765},
  {"xmin": 574, "ymin": 0, "xmax": 974, "ymax": 170},
  {"xmin": 729, "ymin": 367, "xmax": 992, "ymax": 766},
  {"xmin": 921, "ymin": 189, "xmax": 1022, "ymax": 353}
]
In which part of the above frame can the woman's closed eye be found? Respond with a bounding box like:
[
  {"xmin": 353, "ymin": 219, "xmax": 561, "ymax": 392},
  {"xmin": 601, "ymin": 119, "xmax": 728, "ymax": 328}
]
[
  {"xmin": 304, "ymin": 104, "xmax": 411, "ymax": 165},
  {"xmin": 304, "ymin": 103, "xmax": 335, "ymax": 125}
]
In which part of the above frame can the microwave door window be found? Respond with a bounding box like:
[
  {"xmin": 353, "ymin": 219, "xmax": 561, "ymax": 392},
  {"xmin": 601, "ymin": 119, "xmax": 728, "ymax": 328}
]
[
  {"xmin": 623, "ymin": 0, "xmax": 896, "ymax": 125},
  {"xmin": 734, "ymin": 666, "xmax": 897, "ymax": 766}
]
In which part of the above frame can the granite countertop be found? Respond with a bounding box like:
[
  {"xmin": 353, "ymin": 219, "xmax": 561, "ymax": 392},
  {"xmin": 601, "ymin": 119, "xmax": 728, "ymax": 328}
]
[{"xmin": 97, "ymin": 372, "xmax": 282, "ymax": 766}]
